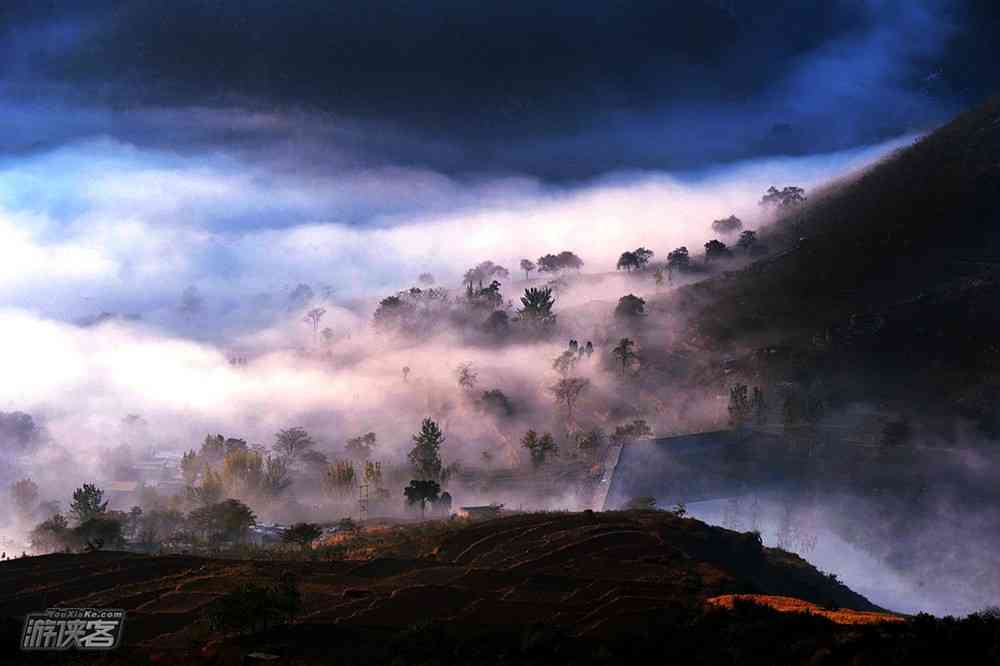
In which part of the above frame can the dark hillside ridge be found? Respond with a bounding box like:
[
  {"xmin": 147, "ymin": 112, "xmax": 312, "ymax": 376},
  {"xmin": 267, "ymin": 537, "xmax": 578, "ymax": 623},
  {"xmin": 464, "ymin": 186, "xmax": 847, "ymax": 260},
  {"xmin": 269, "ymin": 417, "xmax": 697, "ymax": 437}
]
[{"xmin": 658, "ymin": 95, "xmax": 1000, "ymax": 434}]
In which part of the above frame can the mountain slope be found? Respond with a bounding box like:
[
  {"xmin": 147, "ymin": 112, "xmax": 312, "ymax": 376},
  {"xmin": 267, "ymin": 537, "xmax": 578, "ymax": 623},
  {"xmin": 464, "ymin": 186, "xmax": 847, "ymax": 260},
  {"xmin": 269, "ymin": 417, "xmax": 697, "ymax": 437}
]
[{"xmin": 656, "ymin": 95, "xmax": 1000, "ymax": 435}]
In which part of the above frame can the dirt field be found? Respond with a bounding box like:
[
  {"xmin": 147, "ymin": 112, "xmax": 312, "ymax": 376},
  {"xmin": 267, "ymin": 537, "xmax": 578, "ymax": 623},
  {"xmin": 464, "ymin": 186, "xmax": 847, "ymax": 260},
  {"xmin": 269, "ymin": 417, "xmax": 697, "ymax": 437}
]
[{"xmin": 0, "ymin": 510, "xmax": 892, "ymax": 665}]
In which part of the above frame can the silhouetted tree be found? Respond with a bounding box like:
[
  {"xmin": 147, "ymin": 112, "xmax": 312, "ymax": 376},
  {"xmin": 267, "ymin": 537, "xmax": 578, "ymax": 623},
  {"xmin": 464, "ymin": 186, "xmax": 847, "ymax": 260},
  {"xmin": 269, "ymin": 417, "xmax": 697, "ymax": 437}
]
[
  {"xmin": 402, "ymin": 366, "xmax": 411, "ymax": 382},
  {"xmin": 274, "ymin": 427, "xmax": 315, "ymax": 464},
  {"xmin": 617, "ymin": 251, "xmax": 639, "ymax": 272},
  {"xmin": 403, "ymin": 479, "xmax": 441, "ymax": 518},
  {"xmin": 634, "ymin": 247, "xmax": 654, "ymax": 269},
  {"xmin": 480, "ymin": 389, "xmax": 515, "ymax": 418},
  {"xmin": 760, "ymin": 185, "xmax": 806, "ymax": 209},
  {"xmin": 557, "ymin": 251, "xmax": 584, "ymax": 272},
  {"xmin": 666, "ymin": 246, "xmax": 691, "ymax": 281},
  {"xmin": 711, "ymin": 215, "xmax": 743, "ymax": 235},
  {"xmin": 345, "ymin": 432, "xmax": 377, "ymax": 460},
  {"xmin": 408, "ymin": 418, "xmax": 445, "ymax": 480},
  {"xmin": 189, "ymin": 499, "xmax": 256, "ymax": 543},
  {"xmin": 288, "ymin": 283, "xmax": 315, "ymax": 308},
  {"xmin": 520, "ymin": 258, "xmax": 536, "ymax": 280},
  {"xmin": 737, "ymin": 229, "xmax": 758, "ymax": 253},
  {"xmin": 70, "ymin": 484, "xmax": 108, "ymax": 523},
  {"xmin": 418, "ymin": 272, "xmax": 435, "ymax": 285},
  {"xmin": 704, "ymin": 239, "xmax": 732, "ymax": 262},
  {"xmin": 614, "ymin": 294, "xmax": 646, "ymax": 320},
  {"xmin": 303, "ymin": 307, "xmax": 326, "ymax": 345},
  {"xmin": 611, "ymin": 338, "xmax": 638, "ymax": 376}
]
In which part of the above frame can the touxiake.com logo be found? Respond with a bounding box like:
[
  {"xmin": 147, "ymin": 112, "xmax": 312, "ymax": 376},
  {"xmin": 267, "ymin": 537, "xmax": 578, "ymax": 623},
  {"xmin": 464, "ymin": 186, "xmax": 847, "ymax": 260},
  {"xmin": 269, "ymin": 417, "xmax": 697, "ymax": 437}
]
[{"xmin": 21, "ymin": 608, "xmax": 125, "ymax": 651}]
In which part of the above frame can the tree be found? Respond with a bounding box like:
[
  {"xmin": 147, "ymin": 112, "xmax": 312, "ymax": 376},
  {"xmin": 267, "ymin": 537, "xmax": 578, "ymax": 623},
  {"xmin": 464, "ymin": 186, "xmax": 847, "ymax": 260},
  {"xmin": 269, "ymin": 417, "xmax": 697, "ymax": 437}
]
[
  {"xmin": 418, "ymin": 272, "xmax": 435, "ymax": 285},
  {"xmin": 536, "ymin": 254, "xmax": 561, "ymax": 273},
  {"xmin": 517, "ymin": 287, "xmax": 556, "ymax": 330},
  {"xmin": 274, "ymin": 427, "xmax": 315, "ymax": 464},
  {"xmin": 760, "ymin": 185, "xmax": 806, "ymax": 209},
  {"xmin": 666, "ymin": 246, "xmax": 690, "ymax": 281},
  {"xmin": 222, "ymin": 448, "xmax": 264, "ymax": 498},
  {"xmin": 10, "ymin": 477, "xmax": 39, "ymax": 517},
  {"xmin": 737, "ymin": 229, "xmax": 758, "ymax": 253},
  {"xmin": 616, "ymin": 251, "xmax": 639, "ymax": 272},
  {"xmin": 403, "ymin": 479, "xmax": 441, "ymax": 518},
  {"xmin": 262, "ymin": 455, "xmax": 292, "ymax": 498},
  {"xmin": 325, "ymin": 460, "xmax": 357, "ymax": 497},
  {"xmin": 480, "ymin": 389, "xmax": 515, "ymax": 418},
  {"xmin": 610, "ymin": 420, "xmax": 654, "ymax": 445},
  {"xmin": 408, "ymin": 418, "xmax": 444, "ymax": 480},
  {"xmin": 614, "ymin": 294, "xmax": 646, "ymax": 320},
  {"xmin": 283, "ymin": 522, "xmax": 323, "ymax": 550},
  {"xmin": 30, "ymin": 513, "xmax": 71, "ymax": 553},
  {"xmin": 345, "ymin": 432, "xmax": 377, "ymax": 460},
  {"xmin": 288, "ymin": 283, "xmax": 315, "ymax": 308},
  {"xmin": 0, "ymin": 411, "xmax": 43, "ymax": 454},
  {"xmin": 189, "ymin": 499, "xmax": 256, "ymax": 543},
  {"xmin": 188, "ymin": 466, "xmax": 225, "ymax": 506},
  {"xmin": 520, "ymin": 259, "xmax": 536, "ymax": 280},
  {"xmin": 522, "ymin": 430, "xmax": 558, "ymax": 468},
  {"xmin": 552, "ymin": 350, "xmax": 579, "ymax": 377},
  {"xmin": 556, "ymin": 251, "xmax": 584, "ymax": 272},
  {"xmin": 463, "ymin": 260, "xmax": 509, "ymax": 288},
  {"xmin": 70, "ymin": 484, "xmax": 108, "ymax": 523},
  {"xmin": 633, "ymin": 247, "xmax": 654, "ymax": 269},
  {"xmin": 711, "ymin": 215, "xmax": 743, "ymax": 235},
  {"xmin": 303, "ymin": 307, "xmax": 326, "ymax": 346},
  {"xmin": 482, "ymin": 310, "xmax": 510, "ymax": 337},
  {"xmin": 402, "ymin": 366, "xmax": 411, "ymax": 382},
  {"xmin": 455, "ymin": 363, "xmax": 479, "ymax": 393},
  {"xmin": 704, "ymin": 239, "xmax": 732, "ymax": 262},
  {"xmin": 611, "ymin": 338, "xmax": 638, "ymax": 376},
  {"xmin": 74, "ymin": 515, "xmax": 124, "ymax": 551},
  {"xmin": 549, "ymin": 377, "xmax": 589, "ymax": 423}
]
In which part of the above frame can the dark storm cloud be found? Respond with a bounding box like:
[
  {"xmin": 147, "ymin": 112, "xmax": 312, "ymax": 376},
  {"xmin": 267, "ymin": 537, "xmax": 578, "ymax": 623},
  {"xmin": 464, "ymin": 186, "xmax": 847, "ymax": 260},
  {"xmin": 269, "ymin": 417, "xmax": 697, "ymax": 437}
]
[{"xmin": 2, "ymin": 1, "xmax": 997, "ymax": 180}]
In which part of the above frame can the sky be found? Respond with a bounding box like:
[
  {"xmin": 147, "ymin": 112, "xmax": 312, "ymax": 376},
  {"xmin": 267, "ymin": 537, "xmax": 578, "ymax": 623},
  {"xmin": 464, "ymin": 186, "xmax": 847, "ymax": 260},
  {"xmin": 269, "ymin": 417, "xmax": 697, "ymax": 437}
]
[{"xmin": 0, "ymin": 0, "xmax": 998, "ymax": 334}]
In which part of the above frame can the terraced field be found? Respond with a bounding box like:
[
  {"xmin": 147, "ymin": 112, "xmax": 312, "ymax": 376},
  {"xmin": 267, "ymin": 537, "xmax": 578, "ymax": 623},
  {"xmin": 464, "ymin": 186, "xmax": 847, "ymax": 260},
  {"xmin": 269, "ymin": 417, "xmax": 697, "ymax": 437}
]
[{"xmin": 0, "ymin": 511, "xmax": 893, "ymax": 665}]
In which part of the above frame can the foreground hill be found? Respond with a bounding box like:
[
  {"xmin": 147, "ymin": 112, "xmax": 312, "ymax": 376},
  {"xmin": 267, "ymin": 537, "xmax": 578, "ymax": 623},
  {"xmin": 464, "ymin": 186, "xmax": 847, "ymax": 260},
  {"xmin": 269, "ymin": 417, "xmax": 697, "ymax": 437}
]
[{"xmin": 5, "ymin": 510, "xmax": 995, "ymax": 665}]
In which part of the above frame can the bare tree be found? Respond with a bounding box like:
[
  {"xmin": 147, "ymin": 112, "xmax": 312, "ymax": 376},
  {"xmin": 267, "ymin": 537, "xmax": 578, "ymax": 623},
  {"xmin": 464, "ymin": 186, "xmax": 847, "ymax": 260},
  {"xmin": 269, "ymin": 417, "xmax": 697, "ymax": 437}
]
[
  {"xmin": 520, "ymin": 259, "xmax": 536, "ymax": 281},
  {"xmin": 550, "ymin": 377, "xmax": 590, "ymax": 424},
  {"xmin": 303, "ymin": 307, "xmax": 326, "ymax": 346}
]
